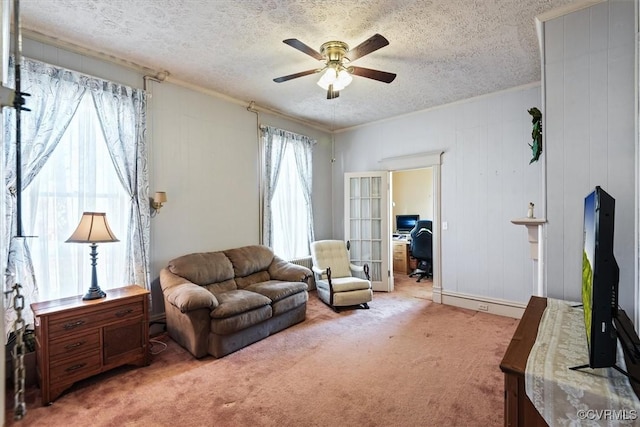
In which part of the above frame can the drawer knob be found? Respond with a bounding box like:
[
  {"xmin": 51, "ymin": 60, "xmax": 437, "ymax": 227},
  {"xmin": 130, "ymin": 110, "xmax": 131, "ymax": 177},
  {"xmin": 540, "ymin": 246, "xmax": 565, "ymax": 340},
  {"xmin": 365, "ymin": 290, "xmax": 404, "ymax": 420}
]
[
  {"xmin": 63, "ymin": 320, "xmax": 85, "ymax": 330},
  {"xmin": 65, "ymin": 363, "xmax": 86, "ymax": 372},
  {"xmin": 115, "ymin": 308, "xmax": 133, "ymax": 317},
  {"xmin": 64, "ymin": 341, "xmax": 85, "ymax": 350}
]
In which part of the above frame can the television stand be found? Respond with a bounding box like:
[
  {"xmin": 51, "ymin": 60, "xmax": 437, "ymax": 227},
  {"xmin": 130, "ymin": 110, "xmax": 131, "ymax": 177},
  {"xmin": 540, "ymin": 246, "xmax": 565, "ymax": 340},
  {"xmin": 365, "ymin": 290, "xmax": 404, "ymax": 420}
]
[{"xmin": 500, "ymin": 296, "xmax": 640, "ymax": 427}]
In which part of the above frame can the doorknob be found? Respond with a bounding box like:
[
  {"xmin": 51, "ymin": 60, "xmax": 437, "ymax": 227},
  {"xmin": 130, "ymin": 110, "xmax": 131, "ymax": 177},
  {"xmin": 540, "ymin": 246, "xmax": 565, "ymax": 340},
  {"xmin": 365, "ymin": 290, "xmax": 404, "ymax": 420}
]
[{"xmin": 346, "ymin": 240, "xmax": 350, "ymax": 250}]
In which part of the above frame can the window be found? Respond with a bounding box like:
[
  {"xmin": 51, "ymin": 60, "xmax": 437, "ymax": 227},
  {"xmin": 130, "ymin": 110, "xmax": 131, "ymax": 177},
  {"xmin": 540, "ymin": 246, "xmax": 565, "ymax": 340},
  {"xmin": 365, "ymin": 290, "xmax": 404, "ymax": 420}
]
[
  {"xmin": 22, "ymin": 95, "xmax": 130, "ymax": 301},
  {"xmin": 3, "ymin": 57, "xmax": 149, "ymax": 332},
  {"xmin": 261, "ymin": 127, "xmax": 314, "ymax": 260}
]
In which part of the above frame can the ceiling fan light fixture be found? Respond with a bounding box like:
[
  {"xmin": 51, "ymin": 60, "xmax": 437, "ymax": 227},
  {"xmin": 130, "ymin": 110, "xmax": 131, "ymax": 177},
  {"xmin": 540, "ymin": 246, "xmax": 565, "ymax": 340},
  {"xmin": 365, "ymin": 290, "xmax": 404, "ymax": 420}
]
[
  {"xmin": 337, "ymin": 69, "xmax": 352, "ymax": 88},
  {"xmin": 317, "ymin": 68, "xmax": 337, "ymax": 90},
  {"xmin": 317, "ymin": 67, "xmax": 352, "ymax": 91}
]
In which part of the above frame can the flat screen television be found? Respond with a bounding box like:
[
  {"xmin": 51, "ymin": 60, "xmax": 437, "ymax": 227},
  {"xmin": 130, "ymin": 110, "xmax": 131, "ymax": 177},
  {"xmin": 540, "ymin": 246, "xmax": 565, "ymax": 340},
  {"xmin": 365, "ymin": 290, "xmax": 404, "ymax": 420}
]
[
  {"xmin": 396, "ymin": 214, "xmax": 419, "ymax": 234},
  {"xmin": 580, "ymin": 186, "xmax": 619, "ymax": 368}
]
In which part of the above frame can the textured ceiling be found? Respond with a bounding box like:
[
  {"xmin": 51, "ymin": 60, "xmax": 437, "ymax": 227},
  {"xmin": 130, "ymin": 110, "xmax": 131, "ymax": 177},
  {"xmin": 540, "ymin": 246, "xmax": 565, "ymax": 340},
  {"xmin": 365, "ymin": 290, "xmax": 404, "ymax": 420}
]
[{"xmin": 20, "ymin": 0, "xmax": 574, "ymax": 131}]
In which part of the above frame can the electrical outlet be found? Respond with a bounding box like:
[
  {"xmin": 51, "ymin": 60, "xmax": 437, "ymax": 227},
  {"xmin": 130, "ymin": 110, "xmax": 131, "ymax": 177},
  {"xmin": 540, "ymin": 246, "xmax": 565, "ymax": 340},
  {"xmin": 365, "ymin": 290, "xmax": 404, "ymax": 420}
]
[{"xmin": 478, "ymin": 303, "xmax": 489, "ymax": 311}]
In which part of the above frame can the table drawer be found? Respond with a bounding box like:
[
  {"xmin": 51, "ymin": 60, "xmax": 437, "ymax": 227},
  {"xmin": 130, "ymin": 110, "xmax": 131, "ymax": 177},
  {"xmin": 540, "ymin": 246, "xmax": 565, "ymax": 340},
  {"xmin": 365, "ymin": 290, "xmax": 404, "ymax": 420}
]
[
  {"xmin": 49, "ymin": 351, "xmax": 101, "ymax": 382},
  {"xmin": 48, "ymin": 302, "xmax": 144, "ymax": 339},
  {"xmin": 49, "ymin": 330, "xmax": 100, "ymax": 360}
]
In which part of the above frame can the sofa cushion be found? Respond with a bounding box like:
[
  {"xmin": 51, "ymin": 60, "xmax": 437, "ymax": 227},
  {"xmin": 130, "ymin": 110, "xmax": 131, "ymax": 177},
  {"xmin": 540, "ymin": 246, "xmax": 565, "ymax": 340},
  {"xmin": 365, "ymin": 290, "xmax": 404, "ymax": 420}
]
[
  {"xmin": 169, "ymin": 252, "xmax": 235, "ymax": 286},
  {"xmin": 235, "ymin": 271, "xmax": 271, "ymax": 289},
  {"xmin": 245, "ymin": 280, "xmax": 308, "ymax": 303},
  {"xmin": 210, "ymin": 289, "xmax": 271, "ymax": 319},
  {"xmin": 271, "ymin": 291, "xmax": 308, "ymax": 316},
  {"xmin": 204, "ymin": 279, "xmax": 237, "ymax": 296},
  {"xmin": 211, "ymin": 305, "xmax": 272, "ymax": 335},
  {"xmin": 224, "ymin": 245, "xmax": 274, "ymax": 278}
]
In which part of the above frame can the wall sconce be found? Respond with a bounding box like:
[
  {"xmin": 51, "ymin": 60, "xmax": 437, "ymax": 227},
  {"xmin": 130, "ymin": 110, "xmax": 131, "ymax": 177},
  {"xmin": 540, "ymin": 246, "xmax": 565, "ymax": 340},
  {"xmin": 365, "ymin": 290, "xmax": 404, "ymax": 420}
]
[{"xmin": 151, "ymin": 191, "xmax": 167, "ymax": 214}]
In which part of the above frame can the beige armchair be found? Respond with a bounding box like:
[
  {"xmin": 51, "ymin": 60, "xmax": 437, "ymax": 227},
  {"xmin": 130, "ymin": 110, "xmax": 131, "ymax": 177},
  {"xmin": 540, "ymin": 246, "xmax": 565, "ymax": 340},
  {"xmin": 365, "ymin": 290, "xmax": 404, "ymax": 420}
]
[{"xmin": 310, "ymin": 240, "xmax": 373, "ymax": 311}]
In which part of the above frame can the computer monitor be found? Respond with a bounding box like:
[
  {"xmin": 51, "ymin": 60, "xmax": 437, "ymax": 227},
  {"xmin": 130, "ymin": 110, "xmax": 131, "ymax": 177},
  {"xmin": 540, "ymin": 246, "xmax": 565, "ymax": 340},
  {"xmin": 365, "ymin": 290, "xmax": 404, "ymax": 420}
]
[{"xmin": 396, "ymin": 214, "xmax": 419, "ymax": 234}]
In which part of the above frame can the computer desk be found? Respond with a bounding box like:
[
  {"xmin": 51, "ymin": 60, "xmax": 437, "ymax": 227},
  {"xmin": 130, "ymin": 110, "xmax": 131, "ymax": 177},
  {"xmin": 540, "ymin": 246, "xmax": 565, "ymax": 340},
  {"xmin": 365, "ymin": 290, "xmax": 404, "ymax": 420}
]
[{"xmin": 392, "ymin": 238, "xmax": 411, "ymax": 274}]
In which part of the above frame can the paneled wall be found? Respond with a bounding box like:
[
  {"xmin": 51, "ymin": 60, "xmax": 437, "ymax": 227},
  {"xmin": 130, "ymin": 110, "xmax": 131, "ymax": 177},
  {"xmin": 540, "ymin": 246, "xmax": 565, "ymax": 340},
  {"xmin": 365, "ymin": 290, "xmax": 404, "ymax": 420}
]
[
  {"xmin": 334, "ymin": 85, "xmax": 543, "ymax": 304},
  {"xmin": 543, "ymin": 0, "xmax": 635, "ymax": 314}
]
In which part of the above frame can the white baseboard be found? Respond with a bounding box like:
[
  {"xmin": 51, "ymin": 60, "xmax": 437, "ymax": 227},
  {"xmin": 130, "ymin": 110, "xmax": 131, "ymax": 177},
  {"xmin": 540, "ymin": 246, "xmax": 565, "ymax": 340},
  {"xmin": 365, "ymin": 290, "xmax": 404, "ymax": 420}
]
[{"xmin": 433, "ymin": 288, "xmax": 526, "ymax": 319}]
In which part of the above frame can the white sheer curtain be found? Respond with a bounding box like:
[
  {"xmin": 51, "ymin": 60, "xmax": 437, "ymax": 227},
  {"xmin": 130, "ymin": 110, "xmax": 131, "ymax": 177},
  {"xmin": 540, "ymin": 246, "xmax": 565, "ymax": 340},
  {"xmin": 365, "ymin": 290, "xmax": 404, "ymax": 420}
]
[
  {"xmin": 22, "ymin": 96, "xmax": 130, "ymax": 301},
  {"xmin": 261, "ymin": 126, "xmax": 315, "ymax": 260}
]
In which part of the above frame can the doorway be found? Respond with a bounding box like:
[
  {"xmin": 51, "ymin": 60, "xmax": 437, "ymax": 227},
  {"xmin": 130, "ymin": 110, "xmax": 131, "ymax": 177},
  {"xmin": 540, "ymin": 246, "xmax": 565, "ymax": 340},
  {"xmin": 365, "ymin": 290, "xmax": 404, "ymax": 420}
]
[
  {"xmin": 380, "ymin": 151, "xmax": 443, "ymax": 303},
  {"xmin": 391, "ymin": 167, "xmax": 434, "ymax": 299}
]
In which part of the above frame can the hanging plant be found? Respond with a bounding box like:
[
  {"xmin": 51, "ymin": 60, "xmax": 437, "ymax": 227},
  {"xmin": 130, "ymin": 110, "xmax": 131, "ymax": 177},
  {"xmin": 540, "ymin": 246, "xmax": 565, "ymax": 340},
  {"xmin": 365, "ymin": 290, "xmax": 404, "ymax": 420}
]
[{"xmin": 528, "ymin": 107, "xmax": 542, "ymax": 164}]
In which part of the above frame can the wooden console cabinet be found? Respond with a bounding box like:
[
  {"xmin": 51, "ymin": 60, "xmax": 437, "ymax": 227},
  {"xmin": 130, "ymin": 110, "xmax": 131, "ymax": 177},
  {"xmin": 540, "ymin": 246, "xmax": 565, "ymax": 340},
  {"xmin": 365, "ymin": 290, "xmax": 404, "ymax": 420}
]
[
  {"xmin": 31, "ymin": 285, "xmax": 150, "ymax": 405},
  {"xmin": 499, "ymin": 296, "xmax": 548, "ymax": 427}
]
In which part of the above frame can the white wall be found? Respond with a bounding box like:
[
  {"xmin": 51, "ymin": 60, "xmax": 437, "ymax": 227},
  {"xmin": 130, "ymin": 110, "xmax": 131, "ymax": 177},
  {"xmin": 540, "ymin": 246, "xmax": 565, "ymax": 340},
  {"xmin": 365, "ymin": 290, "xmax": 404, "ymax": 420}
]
[
  {"xmin": 392, "ymin": 168, "xmax": 433, "ymax": 222},
  {"xmin": 334, "ymin": 85, "xmax": 543, "ymax": 304},
  {"xmin": 20, "ymin": 38, "xmax": 333, "ymax": 318},
  {"xmin": 543, "ymin": 0, "xmax": 635, "ymax": 315}
]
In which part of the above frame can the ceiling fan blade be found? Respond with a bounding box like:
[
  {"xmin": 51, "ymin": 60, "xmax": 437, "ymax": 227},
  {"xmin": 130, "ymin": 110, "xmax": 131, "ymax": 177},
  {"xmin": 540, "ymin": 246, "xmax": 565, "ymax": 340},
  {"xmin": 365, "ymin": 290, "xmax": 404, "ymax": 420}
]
[
  {"xmin": 346, "ymin": 34, "xmax": 389, "ymax": 62},
  {"xmin": 349, "ymin": 66, "xmax": 396, "ymax": 83},
  {"xmin": 327, "ymin": 84, "xmax": 340, "ymax": 100},
  {"xmin": 273, "ymin": 69, "xmax": 321, "ymax": 83},
  {"xmin": 283, "ymin": 39, "xmax": 324, "ymax": 61}
]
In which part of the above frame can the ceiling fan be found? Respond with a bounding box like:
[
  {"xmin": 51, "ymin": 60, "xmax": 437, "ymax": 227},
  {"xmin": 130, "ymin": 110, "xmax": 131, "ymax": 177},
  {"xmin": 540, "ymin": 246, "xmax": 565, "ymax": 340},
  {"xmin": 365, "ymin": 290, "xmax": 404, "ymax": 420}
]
[{"xmin": 273, "ymin": 33, "xmax": 396, "ymax": 99}]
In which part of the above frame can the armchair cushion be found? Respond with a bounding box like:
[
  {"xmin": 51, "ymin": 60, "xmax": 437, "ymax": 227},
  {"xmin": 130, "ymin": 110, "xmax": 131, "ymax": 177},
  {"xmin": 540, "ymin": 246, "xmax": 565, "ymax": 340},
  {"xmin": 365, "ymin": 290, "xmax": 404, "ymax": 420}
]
[{"xmin": 323, "ymin": 277, "xmax": 371, "ymax": 293}]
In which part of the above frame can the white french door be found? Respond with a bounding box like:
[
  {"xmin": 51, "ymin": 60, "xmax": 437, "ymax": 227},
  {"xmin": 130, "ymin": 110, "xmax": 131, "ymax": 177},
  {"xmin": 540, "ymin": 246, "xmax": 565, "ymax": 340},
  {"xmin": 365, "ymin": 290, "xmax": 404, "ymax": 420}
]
[{"xmin": 344, "ymin": 171, "xmax": 391, "ymax": 292}]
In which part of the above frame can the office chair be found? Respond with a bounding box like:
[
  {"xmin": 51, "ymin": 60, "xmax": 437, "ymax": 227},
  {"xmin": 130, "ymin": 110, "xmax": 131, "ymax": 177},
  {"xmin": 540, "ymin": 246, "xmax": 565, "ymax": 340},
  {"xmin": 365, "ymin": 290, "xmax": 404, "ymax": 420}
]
[{"xmin": 409, "ymin": 220, "xmax": 433, "ymax": 282}]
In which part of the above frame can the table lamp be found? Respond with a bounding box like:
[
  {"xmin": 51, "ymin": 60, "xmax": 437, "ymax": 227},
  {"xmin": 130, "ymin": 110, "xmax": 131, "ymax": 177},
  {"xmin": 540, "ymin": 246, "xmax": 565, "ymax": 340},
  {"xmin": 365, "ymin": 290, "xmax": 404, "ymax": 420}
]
[{"xmin": 66, "ymin": 212, "xmax": 119, "ymax": 300}]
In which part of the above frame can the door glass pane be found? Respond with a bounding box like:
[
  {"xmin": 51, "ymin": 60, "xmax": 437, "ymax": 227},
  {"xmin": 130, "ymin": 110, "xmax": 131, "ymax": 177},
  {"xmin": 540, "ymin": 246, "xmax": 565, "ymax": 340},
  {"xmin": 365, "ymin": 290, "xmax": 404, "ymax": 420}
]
[
  {"xmin": 371, "ymin": 262, "xmax": 381, "ymax": 281},
  {"xmin": 361, "ymin": 220, "xmax": 371, "ymax": 239},
  {"xmin": 350, "ymin": 219, "xmax": 359, "ymax": 239},
  {"xmin": 350, "ymin": 241, "xmax": 361, "ymax": 260},
  {"xmin": 371, "ymin": 200, "xmax": 380, "ymax": 219},
  {"xmin": 360, "ymin": 199, "xmax": 370, "ymax": 219},
  {"xmin": 350, "ymin": 198, "xmax": 359, "ymax": 218},
  {"xmin": 372, "ymin": 241, "xmax": 381, "ymax": 261},
  {"xmin": 361, "ymin": 241, "xmax": 371, "ymax": 261},
  {"xmin": 371, "ymin": 177, "xmax": 381, "ymax": 197},
  {"xmin": 360, "ymin": 177, "xmax": 370, "ymax": 197},
  {"xmin": 372, "ymin": 220, "xmax": 381, "ymax": 239},
  {"xmin": 350, "ymin": 177, "xmax": 359, "ymax": 198}
]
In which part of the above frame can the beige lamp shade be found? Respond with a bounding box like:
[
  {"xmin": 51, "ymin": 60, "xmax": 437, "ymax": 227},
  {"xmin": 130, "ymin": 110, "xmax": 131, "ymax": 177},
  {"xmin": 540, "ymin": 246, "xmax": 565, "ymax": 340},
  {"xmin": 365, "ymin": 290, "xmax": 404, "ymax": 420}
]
[
  {"xmin": 153, "ymin": 191, "xmax": 167, "ymax": 204},
  {"xmin": 66, "ymin": 212, "xmax": 119, "ymax": 243}
]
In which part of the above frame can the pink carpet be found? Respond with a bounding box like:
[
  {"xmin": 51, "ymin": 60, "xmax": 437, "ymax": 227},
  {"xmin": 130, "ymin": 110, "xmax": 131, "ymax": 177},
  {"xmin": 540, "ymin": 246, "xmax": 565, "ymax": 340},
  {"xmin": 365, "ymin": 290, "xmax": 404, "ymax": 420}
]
[{"xmin": 6, "ymin": 276, "xmax": 519, "ymax": 426}]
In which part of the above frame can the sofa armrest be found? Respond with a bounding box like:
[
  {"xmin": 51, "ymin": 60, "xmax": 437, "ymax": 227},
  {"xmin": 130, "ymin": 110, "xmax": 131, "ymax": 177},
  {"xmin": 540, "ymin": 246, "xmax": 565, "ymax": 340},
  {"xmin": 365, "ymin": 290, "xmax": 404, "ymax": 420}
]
[
  {"xmin": 268, "ymin": 256, "xmax": 312, "ymax": 282},
  {"xmin": 160, "ymin": 268, "xmax": 219, "ymax": 313}
]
